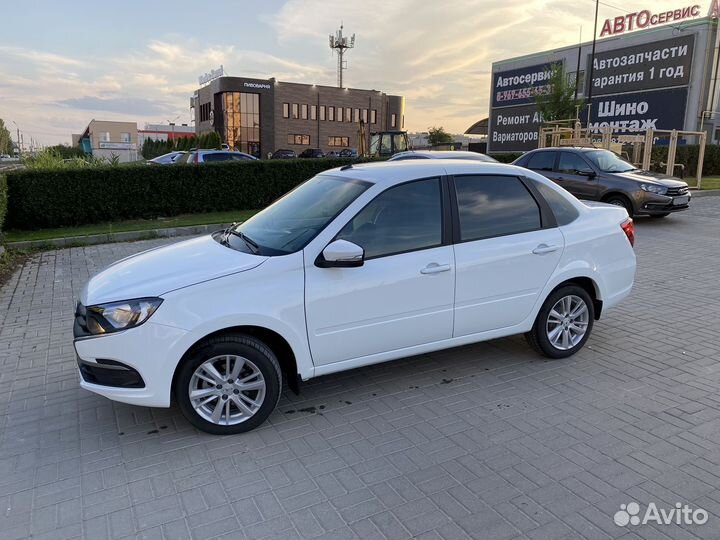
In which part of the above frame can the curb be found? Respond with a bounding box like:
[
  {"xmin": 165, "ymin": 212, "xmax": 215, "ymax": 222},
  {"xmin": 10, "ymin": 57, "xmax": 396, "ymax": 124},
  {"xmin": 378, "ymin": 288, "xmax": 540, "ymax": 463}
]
[
  {"xmin": 690, "ymin": 189, "xmax": 720, "ymax": 197},
  {"xmin": 6, "ymin": 222, "xmax": 231, "ymax": 251}
]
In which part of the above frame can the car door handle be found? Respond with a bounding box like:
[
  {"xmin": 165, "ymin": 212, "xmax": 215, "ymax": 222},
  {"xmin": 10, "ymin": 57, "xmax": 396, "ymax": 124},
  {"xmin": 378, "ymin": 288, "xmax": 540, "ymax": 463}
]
[
  {"xmin": 532, "ymin": 244, "xmax": 559, "ymax": 255},
  {"xmin": 420, "ymin": 263, "xmax": 451, "ymax": 274}
]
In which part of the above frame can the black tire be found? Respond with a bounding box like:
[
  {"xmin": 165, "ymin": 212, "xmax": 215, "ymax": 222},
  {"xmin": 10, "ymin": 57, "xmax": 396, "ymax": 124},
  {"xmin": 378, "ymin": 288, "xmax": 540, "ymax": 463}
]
[
  {"xmin": 175, "ymin": 334, "xmax": 282, "ymax": 435},
  {"xmin": 604, "ymin": 194, "xmax": 634, "ymax": 217},
  {"xmin": 525, "ymin": 285, "xmax": 595, "ymax": 359},
  {"xmin": 650, "ymin": 213, "xmax": 670, "ymax": 218}
]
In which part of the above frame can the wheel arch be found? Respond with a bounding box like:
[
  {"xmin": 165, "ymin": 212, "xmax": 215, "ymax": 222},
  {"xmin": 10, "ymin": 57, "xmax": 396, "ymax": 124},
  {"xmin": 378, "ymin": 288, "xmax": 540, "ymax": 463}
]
[
  {"xmin": 550, "ymin": 277, "xmax": 603, "ymax": 320},
  {"xmin": 601, "ymin": 191, "xmax": 635, "ymax": 214},
  {"xmin": 172, "ymin": 325, "xmax": 301, "ymax": 397}
]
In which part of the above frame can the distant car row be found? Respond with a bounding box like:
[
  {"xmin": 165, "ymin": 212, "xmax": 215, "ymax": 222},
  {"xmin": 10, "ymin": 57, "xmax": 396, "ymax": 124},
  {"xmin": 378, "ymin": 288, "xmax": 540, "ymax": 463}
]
[
  {"xmin": 271, "ymin": 148, "xmax": 359, "ymax": 159},
  {"xmin": 148, "ymin": 148, "xmax": 361, "ymax": 165}
]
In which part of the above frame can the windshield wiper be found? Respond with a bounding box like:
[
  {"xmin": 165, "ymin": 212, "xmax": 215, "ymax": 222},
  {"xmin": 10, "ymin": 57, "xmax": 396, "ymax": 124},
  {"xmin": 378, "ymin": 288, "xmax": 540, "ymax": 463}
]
[{"xmin": 225, "ymin": 226, "xmax": 260, "ymax": 254}]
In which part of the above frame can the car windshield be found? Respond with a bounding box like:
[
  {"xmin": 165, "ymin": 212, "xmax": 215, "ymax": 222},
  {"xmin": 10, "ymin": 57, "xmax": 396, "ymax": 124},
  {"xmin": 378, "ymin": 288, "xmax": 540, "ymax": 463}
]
[
  {"xmin": 227, "ymin": 174, "xmax": 371, "ymax": 255},
  {"xmin": 585, "ymin": 150, "xmax": 637, "ymax": 173}
]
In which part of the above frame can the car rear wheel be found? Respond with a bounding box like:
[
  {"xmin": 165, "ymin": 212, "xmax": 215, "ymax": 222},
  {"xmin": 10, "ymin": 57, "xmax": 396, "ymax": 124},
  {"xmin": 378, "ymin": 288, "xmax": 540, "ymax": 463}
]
[
  {"xmin": 176, "ymin": 334, "xmax": 282, "ymax": 435},
  {"xmin": 525, "ymin": 285, "xmax": 594, "ymax": 359},
  {"xmin": 604, "ymin": 195, "xmax": 634, "ymax": 217}
]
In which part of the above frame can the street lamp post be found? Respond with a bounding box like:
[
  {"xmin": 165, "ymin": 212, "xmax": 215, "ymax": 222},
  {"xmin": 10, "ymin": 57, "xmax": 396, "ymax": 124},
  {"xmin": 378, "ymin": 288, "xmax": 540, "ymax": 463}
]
[
  {"xmin": 586, "ymin": 0, "xmax": 600, "ymax": 125},
  {"xmin": 12, "ymin": 120, "xmax": 21, "ymax": 156}
]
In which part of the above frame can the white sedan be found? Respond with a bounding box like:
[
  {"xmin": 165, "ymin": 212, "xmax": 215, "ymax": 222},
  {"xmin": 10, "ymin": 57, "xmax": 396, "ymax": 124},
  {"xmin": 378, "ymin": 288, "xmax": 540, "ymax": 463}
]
[{"xmin": 74, "ymin": 160, "xmax": 636, "ymax": 434}]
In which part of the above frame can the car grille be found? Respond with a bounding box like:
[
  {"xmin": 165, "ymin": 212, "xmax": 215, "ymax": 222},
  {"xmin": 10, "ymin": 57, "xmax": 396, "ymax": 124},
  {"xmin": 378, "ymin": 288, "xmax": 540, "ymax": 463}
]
[{"xmin": 666, "ymin": 186, "xmax": 689, "ymax": 197}]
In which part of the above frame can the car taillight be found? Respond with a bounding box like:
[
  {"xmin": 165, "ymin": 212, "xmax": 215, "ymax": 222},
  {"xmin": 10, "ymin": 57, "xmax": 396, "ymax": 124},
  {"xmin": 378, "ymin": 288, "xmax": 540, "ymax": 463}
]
[
  {"xmin": 193, "ymin": 153, "xmax": 198, "ymax": 163},
  {"xmin": 621, "ymin": 218, "xmax": 635, "ymax": 247}
]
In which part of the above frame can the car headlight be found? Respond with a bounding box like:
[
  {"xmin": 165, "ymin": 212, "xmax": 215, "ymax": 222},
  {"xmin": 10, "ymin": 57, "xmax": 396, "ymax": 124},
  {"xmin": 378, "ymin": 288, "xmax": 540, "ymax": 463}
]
[
  {"xmin": 86, "ymin": 298, "xmax": 163, "ymax": 335},
  {"xmin": 640, "ymin": 183, "xmax": 667, "ymax": 195}
]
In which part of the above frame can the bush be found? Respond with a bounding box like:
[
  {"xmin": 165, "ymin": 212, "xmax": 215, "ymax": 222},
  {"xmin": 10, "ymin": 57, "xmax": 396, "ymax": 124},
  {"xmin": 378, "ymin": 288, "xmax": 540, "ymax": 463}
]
[
  {"xmin": 5, "ymin": 158, "xmax": 364, "ymax": 230},
  {"xmin": 648, "ymin": 144, "xmax": 720, "ymax": 178},
  {"xmin": 491, "ymin": 153, "xmax": 523, "ymax": 163},
  {"xmin": 0, "ymin": 174, "xmax": 7, "ymax": 233}
]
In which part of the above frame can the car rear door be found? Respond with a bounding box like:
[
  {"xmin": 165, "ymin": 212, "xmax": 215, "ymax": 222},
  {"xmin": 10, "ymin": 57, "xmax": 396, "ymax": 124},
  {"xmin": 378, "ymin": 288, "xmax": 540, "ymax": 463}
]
[
  {"xmin": 525, "ymin": 151, "xmax": 560, "ymax": 181},
  {"xmin": 555, "ymin": 152, "xmax": 599, "ymax": 200},
  {"xmin": 304, "ymin": 177, "xmax": 455, "ymax": 365},
  {"xmin": 451, "ymin": 174, "xmax": 564, "ymax": 336}
]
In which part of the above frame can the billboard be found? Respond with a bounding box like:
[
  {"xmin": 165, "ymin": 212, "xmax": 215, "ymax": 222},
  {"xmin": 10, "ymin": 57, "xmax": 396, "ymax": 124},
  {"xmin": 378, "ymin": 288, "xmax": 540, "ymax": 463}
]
[
  {"xmin": 489, "ymin": 87, "xmax": 688, "ymax": 152},
  {"xmin": 589, "ymin": 35, "xmax": 694, "ymax": 96},
  {"xmin": 582, "ymin": 87, "xmax": 688, "ymax": 133},
  {"xmin": 489, "ymin": 104, "xmax": 545, "ymax": 152},
  {"xmin": 491, "ymin": 62, "xmax": 557, "ymax": 108}
]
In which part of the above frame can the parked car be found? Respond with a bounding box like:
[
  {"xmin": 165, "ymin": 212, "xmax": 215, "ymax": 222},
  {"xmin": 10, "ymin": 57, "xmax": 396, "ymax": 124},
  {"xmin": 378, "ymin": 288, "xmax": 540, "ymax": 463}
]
[
  {"xmin": 271, "ymin": 149, "xmax": 297, "ymax": 159},
  {"xmin": 513, "ymin": 147, "xmax": 690, "ymax": 218},
  {"xmin": 298, "ymin": 148, "xmax": 325, "ymax": 158},
  {"xmin": 390, "ymin": 150, "xmax": 497, "ymax": 162},
  {"xmin": 176, "ymin": 150, "xmax": 258, "ymax": 164},
  {"xmin": 74, "ymin": 160, "xmax": 636, "ymax": 434},
  {"xmin": 147, "ymin": 151, "xmax": 187, "ymax": 165},
  {"xmin": 338, "ymin": 149, "xmax": 358, "ymax": 158}
]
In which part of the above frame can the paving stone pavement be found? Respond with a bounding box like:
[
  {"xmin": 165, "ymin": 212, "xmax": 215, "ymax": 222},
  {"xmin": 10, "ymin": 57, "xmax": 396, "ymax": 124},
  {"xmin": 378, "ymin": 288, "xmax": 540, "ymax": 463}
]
[{"xmin": 2, "ymin": 199, "xmax": 720, "ymax": 540}]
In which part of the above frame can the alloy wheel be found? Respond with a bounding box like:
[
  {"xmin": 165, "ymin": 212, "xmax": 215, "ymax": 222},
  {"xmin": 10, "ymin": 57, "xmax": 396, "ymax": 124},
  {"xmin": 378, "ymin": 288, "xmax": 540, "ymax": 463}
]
[
  {"xmin": 545, "ymin": 295, "xmax": 589, "ymax": 351},
  {"xmin": 188, "ymin": 355, "xmax": 266, "ymax": 426}
]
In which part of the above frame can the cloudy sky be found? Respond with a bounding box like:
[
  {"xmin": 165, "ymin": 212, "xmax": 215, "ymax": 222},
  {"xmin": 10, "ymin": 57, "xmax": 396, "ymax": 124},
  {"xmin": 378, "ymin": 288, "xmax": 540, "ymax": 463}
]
[{"xmin": 0, "ymin": 0, "xmax": 691, "ymax": 146}]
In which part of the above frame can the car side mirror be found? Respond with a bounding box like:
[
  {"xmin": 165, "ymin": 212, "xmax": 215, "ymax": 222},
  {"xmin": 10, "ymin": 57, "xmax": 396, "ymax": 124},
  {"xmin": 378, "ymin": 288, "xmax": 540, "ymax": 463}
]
[
  {"xmin": 578, "ymin": 169, "xmax": 596, "ymax": 178},
  {"xmin": 316, "ymin": 239, "xmax": 365, "ymax": 268}
]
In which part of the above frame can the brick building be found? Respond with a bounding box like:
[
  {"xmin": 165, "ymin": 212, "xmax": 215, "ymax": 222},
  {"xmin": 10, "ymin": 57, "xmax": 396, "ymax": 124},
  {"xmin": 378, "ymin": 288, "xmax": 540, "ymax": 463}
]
[{"xmin": 192, "ymin": 76, "xmax": 405, "ymax": 157}]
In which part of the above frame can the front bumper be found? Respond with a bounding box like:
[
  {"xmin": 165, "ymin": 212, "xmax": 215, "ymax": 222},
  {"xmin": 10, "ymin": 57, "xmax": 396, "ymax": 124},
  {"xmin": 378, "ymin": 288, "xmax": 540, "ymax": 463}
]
[
  {"xmin": 634, "ymin": 190, "xmax": 691, "ymax": 215},
  {"xmin": 74, "ymin": 321, "xmax": 188, "ymax": 407}
]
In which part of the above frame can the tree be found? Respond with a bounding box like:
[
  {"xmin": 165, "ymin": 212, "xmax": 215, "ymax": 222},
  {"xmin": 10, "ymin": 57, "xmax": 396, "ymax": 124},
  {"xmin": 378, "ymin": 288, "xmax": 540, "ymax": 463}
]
[
  {"xmin": 533, "ymin": 63, "xmax": 584, "ymax": 122},
  {"xmin": 427, "ymin": 126, "xmax": 454, "ymax": 146},
  {"xmin": 0, "ymin": 118, "xmax": 13, "ymax": 155}
]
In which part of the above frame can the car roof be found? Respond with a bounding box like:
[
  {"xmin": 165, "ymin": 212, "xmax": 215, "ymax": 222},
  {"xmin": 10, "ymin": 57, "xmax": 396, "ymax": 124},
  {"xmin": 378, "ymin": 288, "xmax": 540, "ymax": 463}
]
[
  {"xmin": 394, "ymin": 150, "xmax": 488, "ymax": 159},
  {"xmin": 320, "ymin": 160, "xmax": 534, "ymax": 187},
  {"xmin": 530, "ymin": 147, "xmax": 603, "ymax": 153}
]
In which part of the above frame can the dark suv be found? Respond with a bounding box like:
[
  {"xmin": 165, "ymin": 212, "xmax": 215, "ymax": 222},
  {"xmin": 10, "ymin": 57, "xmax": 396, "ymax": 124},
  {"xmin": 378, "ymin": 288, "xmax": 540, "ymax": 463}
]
[
  {"xmin": 513, "ymin": 147, "xmax": 690, "ymax": 218},
  {"xmin": 299, "ymin": 148, "xmax": 326, "ymax": 158}
]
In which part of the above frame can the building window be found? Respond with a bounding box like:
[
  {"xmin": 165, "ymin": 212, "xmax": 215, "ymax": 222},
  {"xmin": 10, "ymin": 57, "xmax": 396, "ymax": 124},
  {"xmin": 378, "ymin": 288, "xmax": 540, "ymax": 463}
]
[
  {"xmin": 371, "ymin": 109, "xmax": 377, "ymax": 124},
  {"xmin": 287, "ymin": 134, "xmax": 310, "ymax": 145},
  {"xmin": 362, "ymin": 109, "xmax": 368, "ymax": 123},
  {"xmin": 282, "ymin": 103, "xmax": 290, "ymax": 118},
  {"xmin": 222, "ymin": 91, "xmax": 261, "ymax": 157},
  {"xmin": 328, "ymin": 106, "xmax": 335, "ymax": 121},
  {"xmin": 328, "ymin": 136, "xmax": 350, "ymax": 147},
  {"xmin": 337, "ymin": 107, "xmax": 343, "ymax": 122},
  {"xmin": 301, "ymin": 104, "xmax": 308, "ymax": 120},
  {"xmin": 354, "ymin": 108, "xmax": 360, "ymax": 123},
  {"xmin": 100, "ymin": 132, "xmax": 111, "ymax": 142},
  {"xmin": 199, "ymin": 103, "xmax": 212, "ymax": 122},
  {"xmin": 345, "ymin": 107, "xmax": 351, "ymax": 122},
  {"xmin": 391, "ymin": 113, "xmax": 397, "ymax": 128},
  {"xmin": 311, "ymin": 105, "xmax": 317, "ymax": 120},
  {"xmin": 320, "ymin": 105, "xmax": 326, "ymax": 121},
  {"xmin": 120, "ymin": 132, "xmax": 131, "ymax": 143},
  {"xmin": 292, "ymin": 103, "xmax": 299, "ymax": 119}
]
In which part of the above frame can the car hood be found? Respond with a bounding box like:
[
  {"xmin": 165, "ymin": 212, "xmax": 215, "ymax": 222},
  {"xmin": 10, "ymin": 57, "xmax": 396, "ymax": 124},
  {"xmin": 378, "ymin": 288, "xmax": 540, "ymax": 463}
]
[
  {"xmin": 612, "ymin": 169, "xmax": 687, "ymax": 187},
  {"xmin": 81, "ymin": 234, "xmax": 267, "ymax": 305}
]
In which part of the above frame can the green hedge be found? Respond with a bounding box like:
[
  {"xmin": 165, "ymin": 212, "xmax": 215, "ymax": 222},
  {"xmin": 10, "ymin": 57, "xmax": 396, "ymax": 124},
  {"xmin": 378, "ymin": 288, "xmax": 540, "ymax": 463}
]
[
  {"xmin": 648, "ymin": 144, "xmax": 720, "ymax": 178},
  {"xmin": 5, "ymin": 158, "xmax": 359, "ymax": 230},
  {"xmin": 490, "ymin": 153, "xmax": 523, "ymax": 163},
  {"xmin": 0, "ymin": 174, "xmax": 7, "ymax": 233}
]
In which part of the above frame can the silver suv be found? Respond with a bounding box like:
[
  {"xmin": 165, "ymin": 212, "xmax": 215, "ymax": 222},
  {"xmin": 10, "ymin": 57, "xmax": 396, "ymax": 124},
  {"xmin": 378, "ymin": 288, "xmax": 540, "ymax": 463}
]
[{"xmin": 178, "ymin": 150, "xmax": 258, "ymax": 164}]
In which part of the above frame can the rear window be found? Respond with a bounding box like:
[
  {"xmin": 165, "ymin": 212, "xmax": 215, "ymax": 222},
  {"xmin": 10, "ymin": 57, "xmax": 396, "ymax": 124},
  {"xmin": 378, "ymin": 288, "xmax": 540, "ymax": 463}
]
[
  {"xmin": 531, "ymin": 179, "xmax": 580, "ymax": 225},
  {"xmin": 526, "ymin": 151, "xmax": 557, "ymax": 171}
]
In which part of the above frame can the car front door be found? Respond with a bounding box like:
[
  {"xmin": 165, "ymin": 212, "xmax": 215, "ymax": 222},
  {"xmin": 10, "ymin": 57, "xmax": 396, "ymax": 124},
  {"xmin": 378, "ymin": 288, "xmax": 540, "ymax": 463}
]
[
  {"xmin": 451, "ymin": 174, "xmax": 564, "ymax": 336},
  {"xmin": 304, "ymin": 177, "xmax": 455, "ymax": 366},
  {"xmin": 555, "ymin": 151, "xmax": 599, "ymax": 200}
]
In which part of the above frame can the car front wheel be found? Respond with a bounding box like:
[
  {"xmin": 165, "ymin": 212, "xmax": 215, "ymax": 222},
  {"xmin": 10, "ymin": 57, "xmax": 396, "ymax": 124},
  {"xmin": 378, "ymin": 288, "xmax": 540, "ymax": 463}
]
[
  {"xmin": 176, "ymin": 334, "xmax": 282, "ymax": 435},
  {"xmin": 525, "ymin": 285, "xmax": 594, "ymax": 359}
]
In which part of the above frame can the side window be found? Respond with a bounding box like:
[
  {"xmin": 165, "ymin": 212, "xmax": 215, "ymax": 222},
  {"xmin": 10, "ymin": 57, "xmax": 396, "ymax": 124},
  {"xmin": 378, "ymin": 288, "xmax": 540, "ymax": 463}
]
[
  {"xmin": 558, "ymin": 152, "xmax": 593, "ymax": 174},
  {"xmin": 203, "ymin": 153, "xmax": 231, "ymax": 162},
  {"xmin": 455, "ymin": 175, "xmax": 542, "ymax": 241},
  {"xmin": 526, "ymin": 151, "xmax": 557, "ymax": 171},
  {"xmin": 337, "ymin": 178, "xmax": 442, "ymax": 259},
  {"xmin": 530, "ymin": 179, "xmax": 580, "ymax": 226}
]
